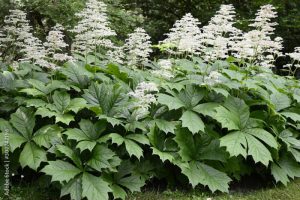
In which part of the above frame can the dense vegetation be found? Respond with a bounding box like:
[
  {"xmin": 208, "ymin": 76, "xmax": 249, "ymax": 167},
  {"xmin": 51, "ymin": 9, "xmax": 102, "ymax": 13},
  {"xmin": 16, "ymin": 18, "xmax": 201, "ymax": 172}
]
[{"xmin": 0, "ymin": 1, "xmax": 300, "ymax": 200}]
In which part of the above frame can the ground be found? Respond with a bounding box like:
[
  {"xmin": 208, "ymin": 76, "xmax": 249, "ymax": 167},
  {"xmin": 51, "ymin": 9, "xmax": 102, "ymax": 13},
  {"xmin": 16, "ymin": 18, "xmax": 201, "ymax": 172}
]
[{"xmin": 1, "ymin": 179, "xmax": 299, "ymax": 200}]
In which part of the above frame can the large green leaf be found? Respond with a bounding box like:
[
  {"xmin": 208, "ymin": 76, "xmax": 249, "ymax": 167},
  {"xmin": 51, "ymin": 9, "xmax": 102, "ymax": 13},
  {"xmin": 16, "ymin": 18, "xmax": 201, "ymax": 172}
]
[
  {"xmin": 281, "ymin": 112, "xmax": 300, "ymax": 122},
  {"xmin": 193, "ymin": 102, "xmax": 219, "ymax": 117},
  {"xmin": 180, "ymin": 110, "xmax": 205, "ymax": 134},
  {"xmin": 179, "ymin": 161, "xmax": 231, "ymax": 192},
  {"xmin": 61, "ymin": 176, "xmax": 82, "ymax": 200},
  {"xmin": 124, "ymin": 139, "xmax": 143, "ymax": 159},
  {"xmin": 10, "ymin": 107, "xmax": 35, "ymax": 139},
  {"xmin": 33, "ymin": 125, "xmax": 62, "ymax": 148},
  {"xmin": 61, "ymin": 62, "xmax": 92, "ymax": 87},
  {"xmin": 271, "ymin": 155, "xmax": 300, "ymax": 186},
  {"xmin": 42, "ymin": 160, "xmax": 82, "ymax": 183},
  {"xmin": 0, "ymin": 119, "xmax": 27, "ymax": 151},
  {"xmin": 83, "ymin": 82, "xmax": 126, "ymax": 117},
  {"xmin": 220, "ymin": 131, "xmax": 247, "ymax": 158},
  {"xmin": 220, "ymin": 128, "xmax": 277, "ymax": 166},
  {"xmin": 175, "ymin": 128, "xmax": 226, "ymax": 162},
  {"xmin": 245, "ymin": 134, "xmax": 273, "ymax": 166},
  {"xmin": 82, "ymin": 173, "xmax": 111, "ymax": 200},
  {"xmin": 157, "ymin": 94, "xmax": 185, "ymax": 110},
  {"xmin": 87, "ymin": 145, "xmax": 121, "ymax": 172},
  {"xmin": 154, "ymin": 119, "xmax": 176, "ymax": 134},
  {"xmin": 19, "ymin": 142, "xmax": 47, "ymax": 170},
  {"xmin": 53, "ymin": 91, "xmax": 71, "ymax": 113},
  {"xmin": 270, "ymin": 92, "xmax": 291, "ymax": 111}
]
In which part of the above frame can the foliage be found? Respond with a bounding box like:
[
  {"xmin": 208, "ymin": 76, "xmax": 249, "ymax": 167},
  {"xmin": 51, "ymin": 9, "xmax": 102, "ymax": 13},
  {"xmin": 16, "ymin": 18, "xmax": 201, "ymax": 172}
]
[
  {"xmin": 0, "ymin": 1, "xmax": 300, "ymax": 200},
  {"xmin": 0, "ymin": 55, "xmax": 300, "ymax": 199}
]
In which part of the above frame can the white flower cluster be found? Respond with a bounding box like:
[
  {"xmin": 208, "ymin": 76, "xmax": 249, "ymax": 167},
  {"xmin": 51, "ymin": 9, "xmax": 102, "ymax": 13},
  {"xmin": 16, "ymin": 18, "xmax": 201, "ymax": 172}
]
[
  {"xmin": 152, "ymin": 59, "xmax": 174, "ymax": 79},
  {"xmin": 232, "ymin": 4, "xmax": 283, "ymax": 68},
  {"xmin": 284, "ymin": 47, "xmax": 300, "ymax": 72},
  {"xmin": 249, "ymin": 4, "xmax": 278, "ymax": 34},
  {"xmin": 203, "ymin": 71, "xmax": 223, "ymax": 86},
  {"xmin": 161, "ymin": 13, "xmax": 202, "ymax": 55},
  {"xmin": 44, "ymin": 24, "xmax": 73, "ymax": 63},
  {"xmin": 2, "ymin": 9, "xmax": 31, "ymax": 48},
  {"xmin": 124, "ymin": 28, "xmax": 152, "ymax": 67},
  {"xmin": 128, "ymin": 82, "xmax": 158, "ymax": 112},
  {"xmin": 20, "ymin": 35, "xmax": 52, "ymax": 69},
  {"xmin": 107, "ymin": 46, "xmax": 126, "ymax": 65},
  {"xmin": 71, "ymin": 0, "xmax": 116, "ymax": 55},
  {"xmin": 1, "ymin": 9, "xmax": 54, "ymax": 68},
  {"xmin": 201, "ymin": 4, "xmax": 241, "ymax": 61}
]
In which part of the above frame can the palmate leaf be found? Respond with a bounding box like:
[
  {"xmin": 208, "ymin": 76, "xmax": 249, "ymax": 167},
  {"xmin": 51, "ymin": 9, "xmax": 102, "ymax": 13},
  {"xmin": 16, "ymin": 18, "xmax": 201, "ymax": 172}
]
[
  {"xmin": 61, "ymin": 176, "xmax": 82, "ymax": 200},
  {"xmin": 35, "ymin": 91, "xmax": 86, "ymax": 125},
  {"xmin": 20, "ymin": 79, "xmax": 70, "ymax": 96},
  {"xmin": 175, "ymin": 128, "xmax": 227, "ymax": 162},
  {"xmin": 279, "ymin": 130, "xmax": 300, "ymax": 162},
  {"xmin": 19, "ymin": 142, "xmax": 47, "ymax": 170},
  {"xmin": 124, "ymin": 139, "xmax": 144, "ymax": 160},
  {"xmin": 219, "ymin": 131, "xmax": 247, "ymax": 158},
  {"xmin": 82, "ymin": 172, "xmax": 112, "ymax": 200},
  {"xmin": 157, "ymin": 85, "xmax": 205, "ymax": 111},
  {"xmin": 215, "ymin": 96, "xmax": 250, "ymax": 130},
  {"xmin": 32, "ymin": 125, "xmax": 62, "ymax": 148},
  {"xmin": 178, "ymin": 161, "xmax": 231, "ymax": 193},
  {"xmin": 193, "ymin": 102, "xmax": 220, "ymax": 118},
  {"xmin": 110, "ymin": 184, "xmax": 127, "ymax": 200},
  {"xmin": 53, "ymin": 91, "xmax": 70, "ymax": 113},
  {"xmin": 41, "ymin": 160, "xmax": 81, "ymax": 183},
  {"xmin": 220, "ymin": 128, "xmax": 277, "ymax": 166},
  {"xmin": 35, "ymin": 107, "xmax": 74, "ymax": 125},
  {"xmin": 271, "ymin": 155, "xmax": 300, "ymax": 186},
  {"xmin": 0, "ymin": 119, "xmax": 27, "ymax": 151},
  {"xmin": 153, "ymin": 119, "xmax": 176, "ymax": 134},
  {"xmin": 157, "ymin": 94, "xmax": 185, "ymax": 110},
  {"xmin": 10, "ymin": 107, "xmax": 35, "ymax": 139},
  {"xmin": 281, "ymin": 112, "xmax": 300, "ymax": 122},
  {"xmin": 56, "ymin": 145, "xmax": 82, "ymax": 168},
  {"xmin": 87, "ymin": 144, "xmax": 121, "ymax": 172},
  {"xmin": 83, "ymin": 82, "xmax": 127, "ymax": 117},
  {"xmin": 270, "ymin": 92, "xmax": 291, "ymax": 111},
  {"xmin": 64, "ymin": 119, "xmax": 108, "ymax": 152},
  {"xmin": 61, "ymin": 61, "xmax": 92, "ymax": 87},
  {"xmin": 180, "ymin": 110, "xmax": 205, "ymax": 134},
  {"xmin": 151, "ymin": 147, "xmax": 174, "ymax": 162},
  {"xmin": 214, "ymin": 106, "xmax": 240, "ymax": 131}
]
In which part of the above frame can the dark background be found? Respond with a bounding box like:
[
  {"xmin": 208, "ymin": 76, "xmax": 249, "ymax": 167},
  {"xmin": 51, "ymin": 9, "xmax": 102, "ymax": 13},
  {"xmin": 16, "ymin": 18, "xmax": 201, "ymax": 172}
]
[{"xmin": 0, "ymin": 0, "xmax": 299, "ymax": 52}]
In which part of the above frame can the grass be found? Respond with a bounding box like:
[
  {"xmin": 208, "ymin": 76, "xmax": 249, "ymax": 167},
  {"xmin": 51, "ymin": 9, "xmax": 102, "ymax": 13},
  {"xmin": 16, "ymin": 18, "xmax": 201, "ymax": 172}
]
[
  {"xmin": 1, "ymin": 179, "xmax": 300, "ymax": 200},
  {"xmin": 128, "ymin": 179, "xmax": 300, "ymax": 200}
]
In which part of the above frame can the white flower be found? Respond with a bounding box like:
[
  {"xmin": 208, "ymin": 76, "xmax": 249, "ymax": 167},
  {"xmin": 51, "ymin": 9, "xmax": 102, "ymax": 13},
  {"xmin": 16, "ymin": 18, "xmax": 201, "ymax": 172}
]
[
  {"xmin": 161, "ymin": 13, "xmax": 202, "ymax": 55},
  {"xmin": 249, "ymin": 4, "xmax": 278, "ymax": 35},
  {"xmin": 107, "ymin": 46, "xmax": 125, "ymax": 64},
  {"xmin": 232, "ymin": 5, "xmax": 282, "ymax": 68},
  {"xmin": 20, "ymin": 34, "xmax": 54, "ymax": 69},
  {"xmin": 128, "ymin": 82, "xmax": 158, "ymax": 113},
  {"xmin": 286, "ymin": 47, "xmax": 300, "ymax": 62},
  {"xmin": 153, "ymin": 59, "xmax": 174, "ymax": 79},
  {"xmin": 71, "ymin": 0, "xmax": 116, "ymax": 55},
  {"xmin": 201, "ymin": 4, "xmax": 242, "ymax": 61},
  {"xmin": 44, "ymin": 24, "xmax": 73, "ymax": 62},
  {"xmin": 158, "ymin": 59, "xmax": 172, "ymax": 70},
  {"xmin": 124, "ymin": 28, "xmax": 152, "ymax": 67},
  {"xmin": 204, "ymin": 71, "xmax": 222, "ymax": 86},
  {"xmin": 21, "ymin": 175, "xmax": 24, "ymax": 178}
]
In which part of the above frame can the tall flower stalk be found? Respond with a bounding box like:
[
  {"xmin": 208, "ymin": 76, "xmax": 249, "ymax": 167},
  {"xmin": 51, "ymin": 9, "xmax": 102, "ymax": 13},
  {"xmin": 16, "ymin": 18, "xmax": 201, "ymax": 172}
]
[
  {"xmin": 161, "ymin": 13, "xmax": 202, "ymax": 56},
  {"xmin": 71, "ymin": 0, "xmax": 116, "ymax": 56},
  {"xmin": 124, "ymin": 28, "xmax": 152, "ymax": 68}
]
